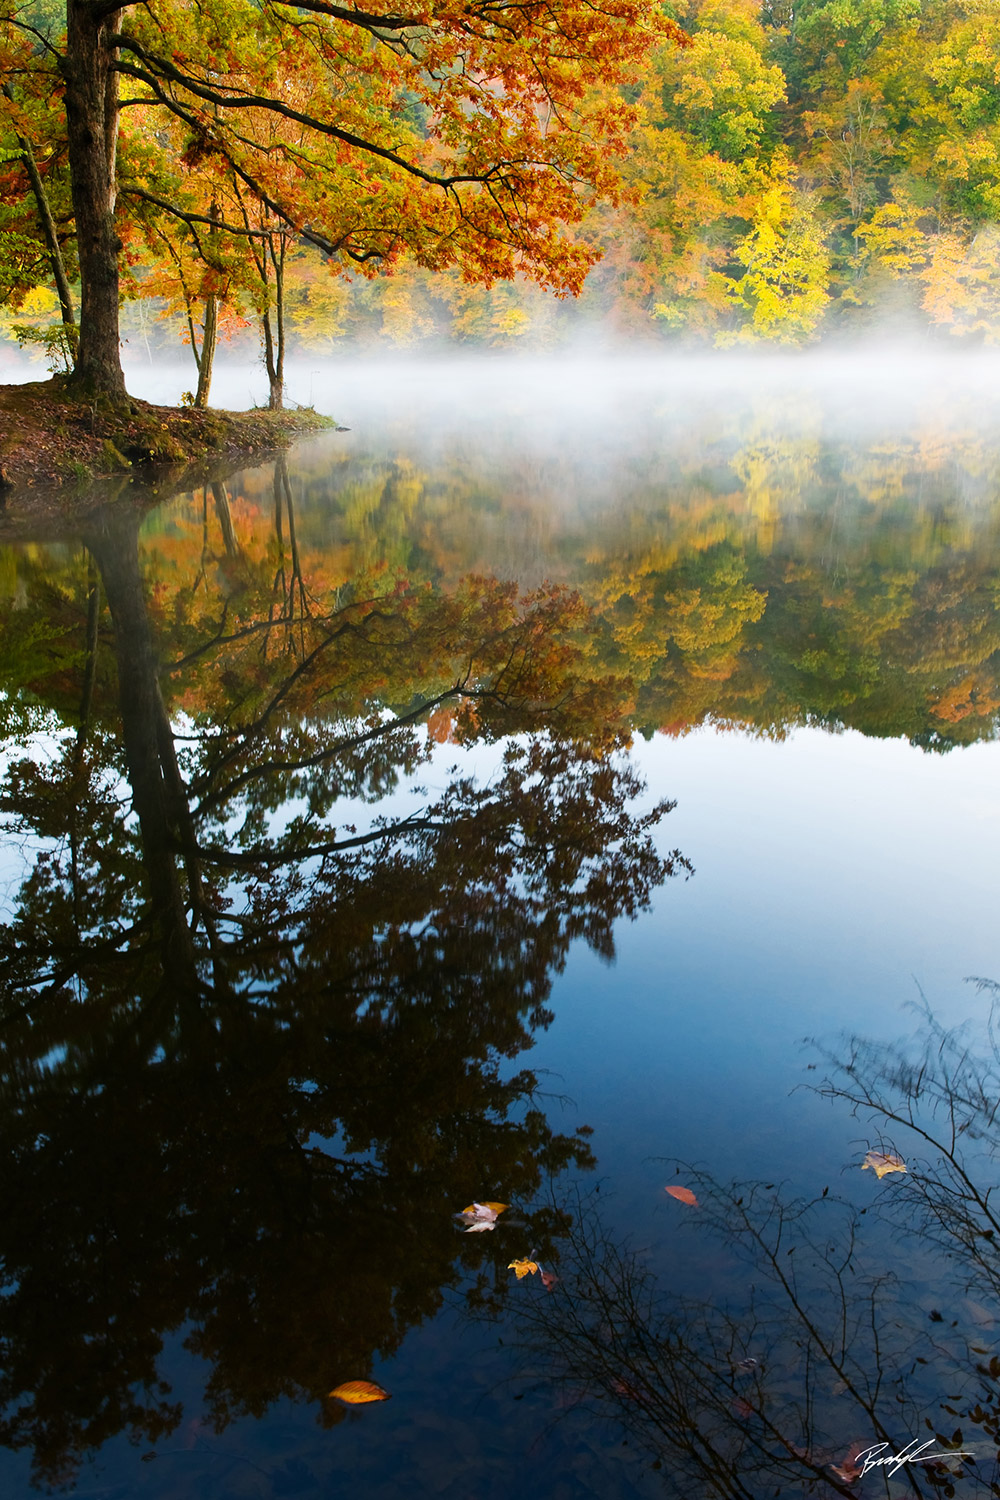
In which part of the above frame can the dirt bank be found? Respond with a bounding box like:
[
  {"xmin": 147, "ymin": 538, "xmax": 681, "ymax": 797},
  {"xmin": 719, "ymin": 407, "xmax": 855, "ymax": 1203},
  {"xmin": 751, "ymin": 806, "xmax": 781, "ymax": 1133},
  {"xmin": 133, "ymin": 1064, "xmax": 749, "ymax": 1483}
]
[{"xmin": 0, "ymin": 378, "xmax": 335, "ymax": 497}]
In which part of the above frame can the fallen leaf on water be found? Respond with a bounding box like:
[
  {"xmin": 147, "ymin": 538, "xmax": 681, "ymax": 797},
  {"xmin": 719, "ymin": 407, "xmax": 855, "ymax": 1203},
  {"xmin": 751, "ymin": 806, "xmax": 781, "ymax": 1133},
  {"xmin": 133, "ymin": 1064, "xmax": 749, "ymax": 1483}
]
[
  {"xmin": 830, "ymin": 1441, "xmax": 866, "ymax": 1484},
  {"xmin": 328, "ymin": 1380, "xmax": 390, "ymax": 1405},
  {"xmin": 861, "ymin": 1149, "xmax": 907, "ymax": 1179},
  {"xmin": 540, "ymin": 1269, "xmax": 559, "ymax": 1292},
  {"xmin": 456, "ymin": 1201, "xmax": 507, "ymax": 1232},
  {"xmin": 665, "ymin": 1185, "xmax": 699, "ymax": 1206},
  {"xmin": 508, "ymin": 1258, "xmax": 540, "ymax": 1279}
]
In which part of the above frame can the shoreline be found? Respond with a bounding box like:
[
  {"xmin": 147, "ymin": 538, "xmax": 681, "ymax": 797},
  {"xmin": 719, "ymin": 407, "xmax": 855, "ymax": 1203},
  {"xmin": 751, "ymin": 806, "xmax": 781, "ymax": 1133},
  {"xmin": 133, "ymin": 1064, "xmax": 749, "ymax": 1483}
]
[{"xmin": 0, "ymin": 378, "xmax": 335, "ymax": 501}]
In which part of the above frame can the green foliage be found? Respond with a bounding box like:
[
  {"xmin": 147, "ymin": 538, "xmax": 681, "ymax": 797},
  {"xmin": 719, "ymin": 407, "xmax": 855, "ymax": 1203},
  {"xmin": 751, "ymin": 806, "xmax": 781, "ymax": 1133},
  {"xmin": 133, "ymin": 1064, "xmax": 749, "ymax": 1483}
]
[{"xmin": 9, "ymin": 319, "xmax": 76, "ymax": 372}]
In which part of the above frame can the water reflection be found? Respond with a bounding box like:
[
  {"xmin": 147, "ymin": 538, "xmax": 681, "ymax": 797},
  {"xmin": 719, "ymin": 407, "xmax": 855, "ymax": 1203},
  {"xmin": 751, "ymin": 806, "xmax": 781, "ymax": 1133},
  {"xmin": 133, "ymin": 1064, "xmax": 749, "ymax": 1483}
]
[
  {"xmin": 0, "ymin": 468, "xmax": 687, "ymax": 1486},
  {"xmin": 140, "ymin": 416, "xmax": 1000, "ymax": 750},
  {"xmin": 512, "ymin": 993, "xmax": 1000, "ymax": 1497},
  {"xmin": 0, "ymin": 379, "xmax": 999, "ymax": 1492}
]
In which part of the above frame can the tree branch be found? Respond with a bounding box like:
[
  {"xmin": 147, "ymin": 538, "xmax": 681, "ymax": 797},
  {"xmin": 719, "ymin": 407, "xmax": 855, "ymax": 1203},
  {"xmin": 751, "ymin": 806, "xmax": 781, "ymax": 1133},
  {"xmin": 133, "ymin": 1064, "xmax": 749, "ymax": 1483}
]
[{"xmin": 111, "ymin": 42, "xmax": 510, "ymax": 190}]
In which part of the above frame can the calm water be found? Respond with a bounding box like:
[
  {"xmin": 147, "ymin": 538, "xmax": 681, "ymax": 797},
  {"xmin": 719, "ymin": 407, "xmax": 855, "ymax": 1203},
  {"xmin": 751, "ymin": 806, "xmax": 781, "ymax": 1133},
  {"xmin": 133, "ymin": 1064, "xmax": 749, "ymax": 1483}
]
[{"xmin": 1, "ymin": 355, "xmax": 999, "ymax": 1498}]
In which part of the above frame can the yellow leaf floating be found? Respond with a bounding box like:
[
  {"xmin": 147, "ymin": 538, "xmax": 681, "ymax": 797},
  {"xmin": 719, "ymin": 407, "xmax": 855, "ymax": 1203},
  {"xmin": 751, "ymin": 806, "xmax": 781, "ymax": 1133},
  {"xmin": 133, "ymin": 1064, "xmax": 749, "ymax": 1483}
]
[
  {"xmin": 328, "ymin": 1380, "xmax": 391, "ymax": 1404},
  {"xmin": 508, "ymin": 1258, "xmax": 540, "ymax": 1279},
  {"xmin": 861, "ymin": 1149, "xmax": 907, "ymax": 1179}
]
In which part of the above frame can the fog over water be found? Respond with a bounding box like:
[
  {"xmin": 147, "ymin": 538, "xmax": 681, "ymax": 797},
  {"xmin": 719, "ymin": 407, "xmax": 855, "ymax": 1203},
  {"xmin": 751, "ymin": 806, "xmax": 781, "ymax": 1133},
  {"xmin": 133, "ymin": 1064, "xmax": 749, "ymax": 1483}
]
[{"xmin": 116, "ymin": 345, "xmax": 1000, "ymax": 452}]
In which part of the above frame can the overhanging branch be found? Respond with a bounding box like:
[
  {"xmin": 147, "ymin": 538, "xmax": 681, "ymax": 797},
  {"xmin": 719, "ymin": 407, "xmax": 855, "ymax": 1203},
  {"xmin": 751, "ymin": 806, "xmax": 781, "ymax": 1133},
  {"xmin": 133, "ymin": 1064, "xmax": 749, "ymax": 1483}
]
[{"xmin": 111, "ymin": 42, "xmax": 509, "ymax": 191}]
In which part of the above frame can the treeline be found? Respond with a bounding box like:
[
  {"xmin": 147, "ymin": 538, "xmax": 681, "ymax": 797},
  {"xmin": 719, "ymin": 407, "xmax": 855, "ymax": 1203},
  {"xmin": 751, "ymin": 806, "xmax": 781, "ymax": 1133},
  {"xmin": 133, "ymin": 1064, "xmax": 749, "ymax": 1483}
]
[
  {"xmin": 3, "ymin": 0, "xmax": 1000, "ymax": 377},
  {"xmin": 334, "ymin": 0, "xmax": 1000, "ymax": 348}
]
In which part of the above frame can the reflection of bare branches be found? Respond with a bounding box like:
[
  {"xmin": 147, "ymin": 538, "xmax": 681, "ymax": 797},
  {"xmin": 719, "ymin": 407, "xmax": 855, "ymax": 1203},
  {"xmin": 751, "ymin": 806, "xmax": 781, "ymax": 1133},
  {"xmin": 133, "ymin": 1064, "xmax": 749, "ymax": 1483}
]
[
  {"xmin": 509, "ymin": 995, "xmax": 1000, "ymax": 1497},
  {"xmin": 812, "ymin": 987, "xmax": 1000, "ymax": 1302},
  {"xmin": 511, "ymin": 1180, "xmax": 935, "ymax": 1498},
  {"xmin": 807, "ymin": 984, "xmax": 1000, "ymax": 1486}
]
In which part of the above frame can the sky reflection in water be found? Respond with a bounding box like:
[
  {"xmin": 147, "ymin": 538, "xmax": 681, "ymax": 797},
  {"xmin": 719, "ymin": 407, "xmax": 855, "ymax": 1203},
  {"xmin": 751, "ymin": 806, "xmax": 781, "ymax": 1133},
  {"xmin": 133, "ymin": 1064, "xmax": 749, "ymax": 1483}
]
[{"xmin": 0, "ymin": 356, "xmax": 998, "ymax": 1498}]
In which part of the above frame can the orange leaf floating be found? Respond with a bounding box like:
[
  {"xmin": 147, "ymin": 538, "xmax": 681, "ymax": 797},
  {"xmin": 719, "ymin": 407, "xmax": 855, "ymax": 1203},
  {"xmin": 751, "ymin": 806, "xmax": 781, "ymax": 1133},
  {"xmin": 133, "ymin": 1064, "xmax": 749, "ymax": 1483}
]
[
  {"xmin": 540, "ymin": 1268, "xmax": 559, "ymax": 1292},
  {"xmin": 508, "ymin": 1258, "xmax": 540, "ymax": 1279},
  {"xmin": 665, "ymin": 1185, "xmax": 699, "ymax": 1206},
  {"xmin": 861, "ymin": 1150, "xmax": 907, "ymax": 1179},
  {"xmin": 456, "ymin": 1201, "xmax": 508, "ymax": 1232},
  {"xmin": 328, "ymin": 1380, "xmax": 390, "ymax": 1405}
]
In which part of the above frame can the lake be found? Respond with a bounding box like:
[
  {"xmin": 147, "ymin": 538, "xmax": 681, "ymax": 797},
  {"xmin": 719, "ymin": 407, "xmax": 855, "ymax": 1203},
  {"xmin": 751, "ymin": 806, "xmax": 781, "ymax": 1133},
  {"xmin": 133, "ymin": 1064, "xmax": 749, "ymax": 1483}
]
[{"xmin": 0, "ymin": 352, "xmax": 998, "ymax": 1498}]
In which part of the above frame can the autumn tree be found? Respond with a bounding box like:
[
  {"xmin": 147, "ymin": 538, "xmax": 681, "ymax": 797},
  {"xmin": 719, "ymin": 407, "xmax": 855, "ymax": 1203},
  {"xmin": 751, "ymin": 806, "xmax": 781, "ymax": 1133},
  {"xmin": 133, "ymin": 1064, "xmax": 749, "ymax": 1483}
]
[{"xmin": 0, "ymin": 0, "xmax": 685, "ymax": 401}]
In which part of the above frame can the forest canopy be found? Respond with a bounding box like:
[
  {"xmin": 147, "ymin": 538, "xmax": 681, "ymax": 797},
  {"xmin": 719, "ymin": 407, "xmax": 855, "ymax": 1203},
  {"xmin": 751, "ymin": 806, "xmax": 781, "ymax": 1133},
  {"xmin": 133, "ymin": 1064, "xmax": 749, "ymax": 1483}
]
[{"xmin": 3, "ymin": 0, "xmax": 1000, "ymax": 388}]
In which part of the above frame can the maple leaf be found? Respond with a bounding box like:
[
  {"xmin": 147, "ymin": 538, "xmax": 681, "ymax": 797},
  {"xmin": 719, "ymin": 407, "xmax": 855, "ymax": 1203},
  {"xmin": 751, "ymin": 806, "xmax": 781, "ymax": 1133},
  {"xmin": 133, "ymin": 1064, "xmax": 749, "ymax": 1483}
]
[
  {"xmin": 456, "ymin": 1200, "xmax": 507, "ymax": 1231},
  {"xmin": 665, "ymin": 1184, "xmax": 699, "ymax": 1206},
  {"xmin": 508, "ymin": 1258, "xmax": 540, "ymax": 1279},
  {"xmin": 328, "ymin": 1380, "xmax": 390, "ymax": 1404},
  {"xmin": 861, "ymin": 1149, "xmax": 907, "ymax": 1179}
]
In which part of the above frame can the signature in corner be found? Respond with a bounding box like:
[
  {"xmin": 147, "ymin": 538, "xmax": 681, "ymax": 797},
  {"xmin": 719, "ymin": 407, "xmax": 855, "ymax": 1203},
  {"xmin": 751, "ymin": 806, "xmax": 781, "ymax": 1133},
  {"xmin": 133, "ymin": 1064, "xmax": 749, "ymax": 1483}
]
[{"xmin": 856, "ymin": 1438, "xmax": 975, "ymax": 1478}]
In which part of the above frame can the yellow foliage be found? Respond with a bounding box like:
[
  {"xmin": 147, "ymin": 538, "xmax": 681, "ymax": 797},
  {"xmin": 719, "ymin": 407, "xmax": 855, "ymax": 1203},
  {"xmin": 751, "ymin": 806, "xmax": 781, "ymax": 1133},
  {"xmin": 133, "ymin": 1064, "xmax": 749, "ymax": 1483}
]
[{"xmin": 721, "ymin": 177, "xmax": 831, "ymax": 345}]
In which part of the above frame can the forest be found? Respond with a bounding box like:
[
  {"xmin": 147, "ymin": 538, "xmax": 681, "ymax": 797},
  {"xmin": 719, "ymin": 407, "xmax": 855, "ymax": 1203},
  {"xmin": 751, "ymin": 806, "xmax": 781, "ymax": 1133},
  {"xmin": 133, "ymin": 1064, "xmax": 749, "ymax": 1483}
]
[{"xmin": 3, "ymin": 0, "xmax": 1000, "ymax": 400}]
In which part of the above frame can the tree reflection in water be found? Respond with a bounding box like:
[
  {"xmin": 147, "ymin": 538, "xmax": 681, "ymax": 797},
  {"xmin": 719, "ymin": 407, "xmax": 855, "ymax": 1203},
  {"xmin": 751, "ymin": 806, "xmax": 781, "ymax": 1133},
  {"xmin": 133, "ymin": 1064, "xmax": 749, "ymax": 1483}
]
[
  {"xmin": 510, "ymin": 994, "xmax": 1000, "ymax": 1498},
  {"xmin": 0, "ymin": 481, "xmax": 689, "ymax": 1487}
]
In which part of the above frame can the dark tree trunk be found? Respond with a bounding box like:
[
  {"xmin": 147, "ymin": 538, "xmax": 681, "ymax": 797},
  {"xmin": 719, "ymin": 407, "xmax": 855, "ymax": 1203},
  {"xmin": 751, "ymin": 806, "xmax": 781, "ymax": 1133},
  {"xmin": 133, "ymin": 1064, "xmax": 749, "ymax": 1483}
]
[
  {"xmin": 262, "ymin": 232, "xmax": 286, "ymax": 410},
  {"xmin": 193, "ymin": 200, "xmax": 222, "ymax": 408},
  {"xmin": 261, "ymin": 304, "xmax": 281, "ymax": 410},
  {"xmin": 82, "ymin": 511, "xmax": 199, "ymax": 992},
  {"xmin": 62, "ymin": 0, "xmax": 126, "ymax": 399},
  {"xmin": 194, "ymin": 293, "xmax": 218, "ymax": 408}
]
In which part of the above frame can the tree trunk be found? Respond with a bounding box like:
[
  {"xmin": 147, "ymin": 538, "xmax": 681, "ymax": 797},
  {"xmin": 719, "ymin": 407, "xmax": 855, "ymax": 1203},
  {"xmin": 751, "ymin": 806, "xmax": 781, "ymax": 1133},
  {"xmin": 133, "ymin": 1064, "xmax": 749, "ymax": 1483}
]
[
  {"xmin": 1, "ymin": 84, "xmax": 76, "ymax": 336},
  {"xmin": 262, "ymin": 304, "xmax": 280, "ymax": 411},
  {"xmin": 212, "ymin": 480, "xmax": 240, "ymax": 558},
  {"xmin": 62, "ymin": 0, "xmax": 126, "ymax": 400},
  {"xmin": 260, "ymin": 230, "xmax": 287, "ymax": 410},
  {"xmin": 193, "ymin": 199, "xmax": 221, "ymax": 408},
  {"xmin": 268, "ymin": 234, "xmax": 286, "ymax": 410},
  {"xmin": 194, "ymin": 293, "xmax": 218, "ymax": 408},
  {"xmin": 82, "ymin": 510, "xmax": 199, "ymax": 992}
]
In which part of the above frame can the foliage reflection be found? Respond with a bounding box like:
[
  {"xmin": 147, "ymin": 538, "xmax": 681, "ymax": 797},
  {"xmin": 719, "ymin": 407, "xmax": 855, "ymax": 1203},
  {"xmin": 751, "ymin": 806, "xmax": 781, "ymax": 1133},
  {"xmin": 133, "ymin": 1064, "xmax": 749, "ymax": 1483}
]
[{"xmin": 0, "ymin": 470, "xmax": 687, "ymax": 1486}]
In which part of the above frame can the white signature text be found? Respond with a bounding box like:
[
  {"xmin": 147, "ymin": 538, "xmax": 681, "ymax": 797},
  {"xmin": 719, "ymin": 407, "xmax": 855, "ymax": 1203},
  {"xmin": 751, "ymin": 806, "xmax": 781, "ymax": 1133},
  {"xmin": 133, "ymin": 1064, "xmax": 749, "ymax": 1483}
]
[{"xmin": 857, "ymin": 1438, "xmax": 974, "ymax": 1478}]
